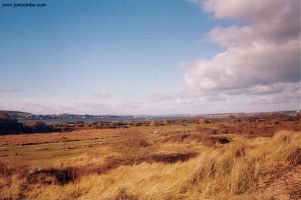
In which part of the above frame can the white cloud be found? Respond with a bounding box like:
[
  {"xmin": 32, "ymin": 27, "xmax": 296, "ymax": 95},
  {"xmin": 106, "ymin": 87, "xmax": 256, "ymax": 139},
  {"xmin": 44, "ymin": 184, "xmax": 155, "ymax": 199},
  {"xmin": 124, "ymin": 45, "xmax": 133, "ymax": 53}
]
[
  {"xmin": 249, "ymin": 82, "xmax": 300, "ymax": 95},
  {"xmin": 185, "ymin": 0, "xmax": 300, "ymax": 108}
]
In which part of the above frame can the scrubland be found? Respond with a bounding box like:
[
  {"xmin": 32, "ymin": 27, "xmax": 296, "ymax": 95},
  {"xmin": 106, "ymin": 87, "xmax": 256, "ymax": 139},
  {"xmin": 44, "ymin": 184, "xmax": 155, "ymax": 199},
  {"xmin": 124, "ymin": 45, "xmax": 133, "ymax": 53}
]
[{"xmin": 0, "ymin": 114, "xmax": 300, "ymax": 200}]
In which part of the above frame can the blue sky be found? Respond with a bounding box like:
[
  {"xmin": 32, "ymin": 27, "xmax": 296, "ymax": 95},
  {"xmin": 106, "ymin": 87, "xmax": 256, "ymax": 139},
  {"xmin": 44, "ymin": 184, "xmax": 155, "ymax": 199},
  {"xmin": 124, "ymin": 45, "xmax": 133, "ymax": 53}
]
[{"xmin": 0, "ymin": 0, "xmax": 299, "ymax": 114}]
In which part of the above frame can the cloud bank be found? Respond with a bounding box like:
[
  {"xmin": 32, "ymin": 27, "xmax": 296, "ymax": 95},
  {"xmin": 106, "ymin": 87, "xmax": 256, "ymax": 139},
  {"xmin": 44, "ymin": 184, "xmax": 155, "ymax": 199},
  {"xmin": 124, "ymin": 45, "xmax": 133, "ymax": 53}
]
[
  {"xmin": 185, "ymin": 0, "xmax": 300, "ymax": 106},
  {"xmin": 0, "ymin": 88, "xmax": 18, "ymax": 93}
]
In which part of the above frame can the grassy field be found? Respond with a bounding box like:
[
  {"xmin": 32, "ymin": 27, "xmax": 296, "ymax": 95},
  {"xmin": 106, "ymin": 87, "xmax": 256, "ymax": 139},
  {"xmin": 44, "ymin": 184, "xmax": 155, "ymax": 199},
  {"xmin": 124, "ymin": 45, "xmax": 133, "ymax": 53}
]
[{"xmin": 0, "ymin": 117, "xmax": 301, "ymax": 200}]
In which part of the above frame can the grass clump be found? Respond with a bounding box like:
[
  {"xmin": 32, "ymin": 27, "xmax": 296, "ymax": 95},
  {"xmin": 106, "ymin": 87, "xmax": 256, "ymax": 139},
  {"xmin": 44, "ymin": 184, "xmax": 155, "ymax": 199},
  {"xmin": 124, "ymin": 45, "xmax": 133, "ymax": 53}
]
[{"xmin": 190, "ymin": 131, "xmax": 301, "ymax": 199}]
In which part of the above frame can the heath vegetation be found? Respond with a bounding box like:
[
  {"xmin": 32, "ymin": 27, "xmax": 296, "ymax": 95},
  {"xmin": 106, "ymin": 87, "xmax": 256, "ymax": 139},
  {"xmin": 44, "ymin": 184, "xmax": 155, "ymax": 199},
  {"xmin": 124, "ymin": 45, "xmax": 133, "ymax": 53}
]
[{"xmin": 0, "ymin": 113, "xmax": 300, "ymax": 200}]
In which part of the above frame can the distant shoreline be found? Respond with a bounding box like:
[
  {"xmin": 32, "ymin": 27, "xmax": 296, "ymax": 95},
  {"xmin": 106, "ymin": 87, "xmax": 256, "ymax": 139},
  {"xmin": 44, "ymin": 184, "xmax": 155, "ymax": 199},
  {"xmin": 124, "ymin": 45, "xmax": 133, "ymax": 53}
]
[{"xmin": 17, "ymin": 116, "xmax": 192, "ymax": 123}]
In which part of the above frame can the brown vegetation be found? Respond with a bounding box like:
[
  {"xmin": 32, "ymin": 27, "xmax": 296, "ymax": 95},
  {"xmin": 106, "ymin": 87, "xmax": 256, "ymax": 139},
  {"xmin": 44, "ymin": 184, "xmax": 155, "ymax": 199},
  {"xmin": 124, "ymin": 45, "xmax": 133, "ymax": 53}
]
[
  {"xmin": 1, "ymin": 130, "xmax": 300, "ymax": 199},
  {"xmin": 113, "ymin": 131, "xmax": 155, "ymax": 164},
  {"xmin": 149, "ymin": 152, "xmax": 198, "ymax": 163},
  {"xmin": 27, "ymin": 167, "xmax": 79, "ymax": 185},
  {"xmin": 0, "ymin": 113, "xmax": 301, "ymax": 199},
  {"xmin": 0, "ymin": 112, "xmax": 57, "ymax": 135}
]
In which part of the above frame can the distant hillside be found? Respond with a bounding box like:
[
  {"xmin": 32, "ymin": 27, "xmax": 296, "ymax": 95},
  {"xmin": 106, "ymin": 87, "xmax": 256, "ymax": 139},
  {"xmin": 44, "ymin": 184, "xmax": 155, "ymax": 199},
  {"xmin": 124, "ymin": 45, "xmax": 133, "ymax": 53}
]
[
  {"xmin": 0, "ymin": 110, "xmax": 299, "ymax": 122},
  {"xmin": 0, "ymin": 110, "xmax": 134, "ymax": 121},
  {"xmin": 0, "ymin": 110, "xmax": 33, "ymax": 118},
  {"xmin": 0, "ymin": 111, "xmax": 58, "ymax": 135},
  {"xmin": 0, "ymin": 110, "xmax": 190, "ymax": 121}
]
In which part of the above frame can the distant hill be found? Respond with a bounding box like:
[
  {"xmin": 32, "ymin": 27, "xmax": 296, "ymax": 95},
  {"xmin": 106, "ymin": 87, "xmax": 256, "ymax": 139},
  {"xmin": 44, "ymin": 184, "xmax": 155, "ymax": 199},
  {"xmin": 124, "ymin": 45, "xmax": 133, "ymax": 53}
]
[
  {"xmin": 0, "ymin": 110, "xmax": 33, "ymax": 118},
  {"xmin": 0, "ymin": 110, "xmax": 137, "ymax": 121},
  {"xmin": 0, "ymin": 110, "xmax": 191, "ymax": 121},
  {"xmin": 0, "ymin": 111, "xmax": 58, "ymax": 135},
  {"xmin": 0, "ymin": 110, "xmax": 299, "ymax": 122}
]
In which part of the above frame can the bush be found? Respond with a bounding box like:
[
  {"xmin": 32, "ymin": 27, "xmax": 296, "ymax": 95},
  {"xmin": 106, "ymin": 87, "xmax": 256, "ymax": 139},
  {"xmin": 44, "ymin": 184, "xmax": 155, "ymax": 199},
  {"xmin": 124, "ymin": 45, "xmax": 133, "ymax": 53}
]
[
  {"xmin": 0, "ymin": 112, "xmax": 58, "ymax": 135},
  {"xmin": 113, "ymin": 131, "xmax": 154, "ymax": 165},
  {"xmin": 23, "ymin": 121, "xmax": 56, "ymax": 133},
  {"xmin": 0, "ymin": 113, "xmax": 23, "ymax": 135},
  {"xmin": 113, "ymin": 188, "xmax": 138, "ymax": 200},
  {"xmin": 149, "ymin": 152, "xmax": 198, "ymax": 163},
  {"xmin": 27, "ymin": 167, "xmax": 79, "ymax": 185}
]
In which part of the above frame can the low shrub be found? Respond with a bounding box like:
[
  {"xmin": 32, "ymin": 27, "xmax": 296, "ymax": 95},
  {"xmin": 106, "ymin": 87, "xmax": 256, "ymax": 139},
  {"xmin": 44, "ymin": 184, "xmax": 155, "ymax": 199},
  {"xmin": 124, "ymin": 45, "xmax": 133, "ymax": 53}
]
[
  {"xmin": 113, "ymin": 188, "xmax": 138, "ymax": 200},
  {"xmin": 23, "ymin": 121, "xmax": 57, "ymax": 133},
  {"xmin": 27, "ymin": 167, "xmax": 79, "ymax": 185},
  {"xmin": 149, "ymin": 152, "xmax": 198, "ymax": 163},
  {"xmin": 0, "ymin": 116, "xmax": 23, "ymax": 135},
  {"xmin": 113, "ymin": 131, "xmax": 155, "ymax": 165}
]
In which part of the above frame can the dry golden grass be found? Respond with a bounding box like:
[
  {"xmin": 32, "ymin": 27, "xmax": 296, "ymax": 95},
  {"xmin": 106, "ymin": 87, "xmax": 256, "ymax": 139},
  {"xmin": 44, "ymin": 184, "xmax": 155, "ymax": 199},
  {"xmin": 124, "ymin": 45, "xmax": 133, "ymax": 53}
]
[
  {"xmin": 0, "ymin": 129, "xmax": 122, "ymax": 146},
  {"xmin": 1, "ymin": 128, "xmax": 300, "ymax": 200}
]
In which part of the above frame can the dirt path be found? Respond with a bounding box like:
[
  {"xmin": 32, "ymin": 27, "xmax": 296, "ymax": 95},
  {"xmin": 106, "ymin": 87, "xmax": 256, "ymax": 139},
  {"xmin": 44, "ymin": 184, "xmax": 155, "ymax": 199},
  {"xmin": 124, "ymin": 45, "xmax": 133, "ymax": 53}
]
[{"xmin": 261, "ymin": 166, "xmax": 301, "ymax": 200}]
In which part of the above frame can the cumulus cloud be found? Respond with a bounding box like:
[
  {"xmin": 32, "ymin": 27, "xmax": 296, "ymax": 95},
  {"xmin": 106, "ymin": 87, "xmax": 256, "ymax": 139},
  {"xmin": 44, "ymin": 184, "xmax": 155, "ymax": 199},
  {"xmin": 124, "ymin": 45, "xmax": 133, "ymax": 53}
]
[
  {"xmin": 185, "ymin": 0, "xmax": 300, "ymax": 105},
  {"xmin": 248, "ymin": 82, "xmax": 300, "ymax": 96}
]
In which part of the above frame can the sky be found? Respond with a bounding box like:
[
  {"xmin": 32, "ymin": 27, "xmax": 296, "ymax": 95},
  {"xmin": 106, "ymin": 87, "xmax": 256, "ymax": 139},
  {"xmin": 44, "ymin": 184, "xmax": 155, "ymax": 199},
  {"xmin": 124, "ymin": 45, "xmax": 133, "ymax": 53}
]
[{"xmin": 0, "ymin": 0, "xmax": 300, "ymax": 115}]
